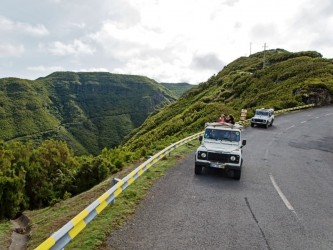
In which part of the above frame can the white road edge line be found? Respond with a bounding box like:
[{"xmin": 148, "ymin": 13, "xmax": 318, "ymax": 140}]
[
  {"xmin": 300, "ymin": 121, "xmax": 307, "ymax": 123},
  {"xmin": 285, "ymin": 125, "xmax": 295, "ymax": 130},
  {"xmin": 269, "ymin": 174, "xmax": 297, "ymax": 216}
]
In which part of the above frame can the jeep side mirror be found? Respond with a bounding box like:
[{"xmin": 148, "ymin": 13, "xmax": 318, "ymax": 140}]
[
  {"xmin": 242, "ymin": 140, "xmax": 246, "ymax": 146},
  {"xmin": 199, "ymin": 135, "xmax": 203, "ymax": 142}
]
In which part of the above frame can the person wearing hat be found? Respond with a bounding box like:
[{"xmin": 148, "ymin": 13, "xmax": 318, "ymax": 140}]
[{"xmin": 217, "ymin": 114, "xmax": 226, "ymax": 123}]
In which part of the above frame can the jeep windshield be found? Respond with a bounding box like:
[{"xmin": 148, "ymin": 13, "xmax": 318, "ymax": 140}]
[
  {"xmin": 204, "ymin": 129, "xmax": 240, "ymax": 142},
  {"xmin": 255, "ymin": 111, "xmax": 269, "ymax": 116}
]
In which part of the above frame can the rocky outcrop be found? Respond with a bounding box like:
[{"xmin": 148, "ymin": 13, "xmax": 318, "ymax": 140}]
[{"xmin": 302, "ymin": 87, "xmax": 332, "ymax": 106}]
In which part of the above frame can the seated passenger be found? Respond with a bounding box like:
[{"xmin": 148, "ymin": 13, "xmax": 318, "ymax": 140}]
[
  {"xmin": 217, "ymin": 114, "xmax": 226, "ymax": 123},
  {"xmin": 225, "ymin": 115, "xmax": 235, "ymax": 125}
]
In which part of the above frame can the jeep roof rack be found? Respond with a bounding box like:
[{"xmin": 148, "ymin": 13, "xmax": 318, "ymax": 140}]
[
  {"xmin": 205, "ymin": 122, "xmax": 243, "ymax": 130},
  {"xmin": 257, "ymin": 108, "xmax": 274, "ymax": 111}
]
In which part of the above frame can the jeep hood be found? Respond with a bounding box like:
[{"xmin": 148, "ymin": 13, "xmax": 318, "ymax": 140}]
[
  {"xmin": 201, "ymin": 141, "xmax": 240, "ymax": 153},
  {"xmin": 253, "ymin": 115, "xmax": 268, "ymax": 120}
]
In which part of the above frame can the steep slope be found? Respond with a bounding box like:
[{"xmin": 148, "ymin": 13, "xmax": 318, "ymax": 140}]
[
  {"xmin": 0, "ymin": 72, "xmax": 176, "ymax": 154},
  {"xmin": 123, "ymin": 49, "xmax": 333, "ymax": 154},
  {"xmin": 161, "ymin": 82, "xmax": 194, "ymax": 98},
  {"xmin": 0, "ymin": 78, "xmax": 59, "ymax": 140}
]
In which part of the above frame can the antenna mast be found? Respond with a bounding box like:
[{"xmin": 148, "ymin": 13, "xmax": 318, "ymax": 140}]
[{"xmin": 263, "ymin": 42, "xmax": 268, "ymax": 69}]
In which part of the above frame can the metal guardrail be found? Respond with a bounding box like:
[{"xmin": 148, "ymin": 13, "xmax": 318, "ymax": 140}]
[
  {"xmin": 35, "ymin": 103, "xmax": 316, "ymax": 249},
  {"xmin": 274, "ymin": 104, "xmax": 315, "ymax": 114},
  {"xmin": 35, "ymin": 131, "xmax": 203, "ymax": 250}
]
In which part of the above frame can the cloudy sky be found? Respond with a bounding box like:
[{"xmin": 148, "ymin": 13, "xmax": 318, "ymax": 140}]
[{"xmin": 1, "ymin": 0, "xmax": 333, "ymax": 84}]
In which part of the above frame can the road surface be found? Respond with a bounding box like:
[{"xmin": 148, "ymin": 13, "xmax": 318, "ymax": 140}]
[{"xmin": 108, "ymin": 105, "xmax": 333, "ymax": 250}]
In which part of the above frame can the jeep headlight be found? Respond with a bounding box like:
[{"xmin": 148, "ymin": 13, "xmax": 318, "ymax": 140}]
[
  {"xmin": 229, "ymin": 155, "xmax": 240, "ymax": 163},
  {"xmin": 198, "ymin": 151, "xmax": 207, "ymax": 160}
]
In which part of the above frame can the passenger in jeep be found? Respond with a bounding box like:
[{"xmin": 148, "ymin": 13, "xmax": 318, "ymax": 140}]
[
  {"xmin": 225, "ymin": 115, "xmax": 235, "ymax": 124},
  {"xmin": 217, "ymin": 114, "xmax": 226, "ymax": 123}
]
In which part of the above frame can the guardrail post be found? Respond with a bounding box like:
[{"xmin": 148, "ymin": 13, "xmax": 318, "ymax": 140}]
[
  {"xmin": 112, "ymin": 177, "xmax": 121, "ymax": 185},
  {"xmin": 169, "ymin": 144, "xmax": 173, "ymax": 156},
  {"xmin": 111, "ymin": 178, "xmax": 122, "ymax": 204}
]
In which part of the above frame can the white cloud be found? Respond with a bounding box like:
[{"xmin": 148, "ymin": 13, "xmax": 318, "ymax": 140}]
[
  {"xmin": 1, "ymin": 0, "xmax": 333, "ymax": 83},
  {"xmin": 78, "ymin": 67, "xmax": 109, "ymax": 72},
  {"xmin": 69, "ymin": 22, "xmax": 86, "ymax": 29},
  {"xmin": 0, "ymin": 43, "xmax": 25, "ymax": 57},
  {"xmin": 113, "ymin": 55, "xmax": 218, "ymax": 84},
  {"xmin": 90, "ymin": 0, "xmax": 232, "ymax": 83},
  {"xmin": 44, "ymin": 40, "xmax": 95, "ymax": 56},
  {"xmin": 0, "ymin": 16, "xmax": 49, "ymax": 36},
  {"xmin": 17, "ymin": 23, "xmax": 49, "ymax": 36},
  {"xmin": 27, "ymin": 65, "xmax": 64, "ymax": 72},
  {"xmin": 191, "ymin": 54, "xmax": 224, "ymax": 71}
]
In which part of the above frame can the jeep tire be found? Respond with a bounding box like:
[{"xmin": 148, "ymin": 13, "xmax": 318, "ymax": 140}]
[
  {"xmin": 270, "ymin": 119, "xmax": 274, "ymax": 126},
  {"xmin": 195, "ymin": 165, "xmax": 203, "ymax": 175},
  {"xmin": 251, "ymin": 123, "xmax": 254, "ymax": 127},
  {"xmin": 233, "ymin": 169, "xmax": 241, "ymax": 180}
]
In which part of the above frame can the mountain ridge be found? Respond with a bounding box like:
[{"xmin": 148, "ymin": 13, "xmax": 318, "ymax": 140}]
[{"xmin": 0, "ymin": 72, "xmax": 192, "ymax": 154}]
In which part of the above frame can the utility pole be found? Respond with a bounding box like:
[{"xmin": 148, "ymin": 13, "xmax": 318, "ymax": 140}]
[{"xmin": 263, "ymin": 42, "xmax": 268, "ymax": 69}]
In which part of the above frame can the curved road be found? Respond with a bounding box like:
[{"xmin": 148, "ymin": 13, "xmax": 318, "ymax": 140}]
[{"xmin": 108, "ymin": 105, "xmax": 333, "ymax": 250}]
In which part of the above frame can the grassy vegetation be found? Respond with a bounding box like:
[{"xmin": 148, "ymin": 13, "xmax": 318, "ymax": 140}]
[
  {"xmin": 0, "ymin": 220, "xmax": 12, "ymax": 249},
  {"xmin": 161, "ymin": 82, "xmax": 194, "ymax": 98},
  {"xmin": 25, "ymin": 141, "xmax": 199, "ymax": 249},
  {"xmin": 0, "ymin": 72, "xmax": 187, "ymax": 155},
  {"xmin": 0, "ymin": 78, "xmax": 59, "ymax": 142}
]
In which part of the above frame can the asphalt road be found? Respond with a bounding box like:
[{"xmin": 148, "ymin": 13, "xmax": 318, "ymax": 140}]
[{"xmin": 108, "ymin": 105, "xmax": 333, "ymax": 250}]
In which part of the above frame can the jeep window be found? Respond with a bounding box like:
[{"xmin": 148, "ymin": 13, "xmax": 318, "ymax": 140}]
[
  {"xmin": 204, "ymin": 129, "xmax": 240, "ymax": 142},
  {"xmin": 255, "ymin": 111, "xmax": 269, "ymax": 116}
]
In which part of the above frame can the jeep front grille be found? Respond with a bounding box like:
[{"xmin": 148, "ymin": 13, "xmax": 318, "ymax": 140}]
[
  {"xmin": 207, "ymin": 152, "xmax": 240, "ymax": 164},
  {"xmin": 253, "ymin": 119, "xmax": 265, "ymax": 123}
]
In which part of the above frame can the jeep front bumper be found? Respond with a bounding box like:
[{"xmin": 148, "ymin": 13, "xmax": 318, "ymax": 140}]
[
  {"xmin": 251, "ymin": 119, "xmax": 268, "ymax": 125},
  {"xmin": 195, "ymin": 160, "xmax": 241, "ymax": 170}
]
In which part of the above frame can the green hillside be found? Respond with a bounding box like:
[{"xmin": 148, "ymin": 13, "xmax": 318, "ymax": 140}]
[
  {"xmin": 0, "ymin": 78, "xmax": 60, "ymax": 140},
  {"xmin": 123, "ymin": 49, "xmax": 333, "ymax": 153},
  {"xmin": 0, "ymin": 72, "xmax": 176, "ymax": 154},
  {"xmin": 161, "ymin": 82, "xmax": 194, "ymax": 98}
]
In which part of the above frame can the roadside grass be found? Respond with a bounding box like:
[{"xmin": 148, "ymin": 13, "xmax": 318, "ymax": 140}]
[
  {"xmin": 24, "ymin": 140, "xmax": 199, "ymax": 249},
  {"xmin": 0, "ymin": 220, "xmax": 12, "ymax": 249}
]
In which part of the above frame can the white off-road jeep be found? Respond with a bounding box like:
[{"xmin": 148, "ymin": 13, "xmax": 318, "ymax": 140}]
[
  {"xmin": 251, "ymin": 108, "xmax": 274, "ymax": 128},
  {"xmin": 195, "ymin": 122, "xmax": 246, "ymax": 180}
]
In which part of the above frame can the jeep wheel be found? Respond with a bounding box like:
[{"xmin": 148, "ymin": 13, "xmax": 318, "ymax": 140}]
[
  {"xmin": 251, "ymin": 123, "xmax": 254, "ymax": 127},
  {"xmin": 233, "ymin": 169, "xmax": 241, "ymax": 180},
  {"xmin": 195, "ymin": 165, "xmax": 203, "ymax": 175},
  {"xmin": 270, "ymin": 119, "xmax": 274, "ymax": 126},
  {"xmin": 265, "ymin": 123, "xmax": 269, "ymax": 129}
]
